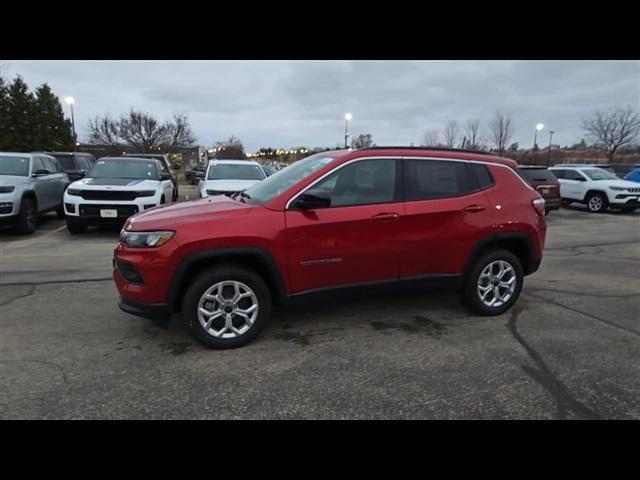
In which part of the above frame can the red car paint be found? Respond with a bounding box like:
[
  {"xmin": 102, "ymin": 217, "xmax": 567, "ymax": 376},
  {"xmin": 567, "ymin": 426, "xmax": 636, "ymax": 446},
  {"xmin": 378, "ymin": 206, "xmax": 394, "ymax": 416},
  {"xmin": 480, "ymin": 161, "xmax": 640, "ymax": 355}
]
[{"xmin": 114, "ymin": 148, "xmax": 546, "ymax": 309}]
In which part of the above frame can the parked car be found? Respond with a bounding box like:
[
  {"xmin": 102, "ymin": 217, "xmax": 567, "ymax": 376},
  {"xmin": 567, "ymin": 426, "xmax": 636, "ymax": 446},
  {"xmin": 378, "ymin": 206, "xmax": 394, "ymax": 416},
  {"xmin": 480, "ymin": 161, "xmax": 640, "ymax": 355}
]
[
  {"xmin": 185, "ymin": 165, "xmax": 206, "ymax": 185},
  {"xmin": 623, "ymin": 168, "xmax": 640, "ymax": 183},
  {"xmin": 114, "ymin": 147, "xmax": 547, "ymax": 349},
  {"xmin": 518, "ymin": 166, "xmax": 561, "ymax": 214},
  {"xmin": 262, "ymin": 165, "xmax": 278, "ymax": 176},
  {"xmin": 549, "ymin": 165, "xmax": 640, "ymax": 213},
  {"xmin": 36, "ymin": 152, "xmax": 96, "ymax": 182},
  {"xmin": 121, "ymin": 153, "xmax": 178, "ymax": 201},
  {"xmin": 199, "ymin": 159, "xmax": 267, "ymax": 198},
  {"xmin": 0, "ymin": 152, "xmax": 69, "ymax": 234},
  {"xmin": 591, "ymin": 163, "xmax": 640, "ymax": 179},
  {"xmin": 63, "ymin": 157, "xmax": 174, "ymax": 233}
]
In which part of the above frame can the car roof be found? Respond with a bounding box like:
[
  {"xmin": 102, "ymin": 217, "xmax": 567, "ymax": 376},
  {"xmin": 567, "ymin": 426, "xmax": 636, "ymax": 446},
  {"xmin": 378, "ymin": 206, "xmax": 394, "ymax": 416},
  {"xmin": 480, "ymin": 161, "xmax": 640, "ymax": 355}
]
[
  {"xmin": 550, "ymin": 164, "xmax": 605, "ymax": 168},
  {"xmin": 339, "ymin": 146, "xmax": 517, "ymax": 167},
  {"xmin": 208, "ymin": 159, "xmax": 262, "ymax": 165},
  {"xmin": 1, "ymin": 152, "xmax": 34, "ymax": 158},
  {"xmin": 34, "ymin": 151, "xmax": 94, "ymax": 157},
  {"xmin": 98, "ymin": 156, "xmax": 161, "ymax": 163}
]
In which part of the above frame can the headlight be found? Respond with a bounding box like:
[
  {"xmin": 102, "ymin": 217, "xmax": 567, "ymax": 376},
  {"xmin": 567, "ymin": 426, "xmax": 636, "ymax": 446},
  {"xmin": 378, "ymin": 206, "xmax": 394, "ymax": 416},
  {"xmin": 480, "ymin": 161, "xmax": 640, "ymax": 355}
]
[
  {"xmin": 119, "ymin": 230, "xmax": 175, "ymax": 248},
  {"xmin": 609, "ymin": 186, "xmax": 626, "ymax": 191},
  {"xmin": 136, "ymin": 190, "xmax": 156, "ymax": 197},
  {"xmin": 67, "ymin": 188, "xmax": 82, "ymax": 196},
  {"xmin": 0, "ymin": 186, "xmax": 15, "ymax": 193}
]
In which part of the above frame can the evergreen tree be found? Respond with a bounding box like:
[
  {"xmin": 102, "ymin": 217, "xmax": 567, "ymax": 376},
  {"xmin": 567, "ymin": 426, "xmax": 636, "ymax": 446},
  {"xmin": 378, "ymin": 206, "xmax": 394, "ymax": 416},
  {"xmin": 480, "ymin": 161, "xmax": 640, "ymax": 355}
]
[
  {"xmin": 0, "ymin": 76, "xmax": 9, "ymax": 150},
  {"xmin": 33, "ymin": 83, "xmax": 74, "ymax": 151},
  {"xmin": 5, "ymin": 76, "xmax": 37, "ymax": 151}
]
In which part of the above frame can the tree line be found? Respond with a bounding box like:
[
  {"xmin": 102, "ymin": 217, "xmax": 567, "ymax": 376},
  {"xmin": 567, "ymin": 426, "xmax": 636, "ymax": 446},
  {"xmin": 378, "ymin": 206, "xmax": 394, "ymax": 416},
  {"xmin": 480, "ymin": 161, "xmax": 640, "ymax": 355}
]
[{"xmin": 0, "ymin": 75, "xmax": 75, "ymax": 152}]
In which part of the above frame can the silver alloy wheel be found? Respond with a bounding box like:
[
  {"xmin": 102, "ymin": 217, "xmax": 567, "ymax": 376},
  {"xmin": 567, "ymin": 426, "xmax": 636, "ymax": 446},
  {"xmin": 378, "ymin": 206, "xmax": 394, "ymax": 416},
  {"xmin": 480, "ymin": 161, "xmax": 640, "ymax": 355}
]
[
  {"xmin": 588, "ymin": 196, "xmax": 603, "ymax": 211},
  {"xmin": 477, "ymin": 260, "xmax": 517, "ymax": 308},
  {"xmin": 197, "ymin": 280, "xmax": 259, "ymax": 339}
]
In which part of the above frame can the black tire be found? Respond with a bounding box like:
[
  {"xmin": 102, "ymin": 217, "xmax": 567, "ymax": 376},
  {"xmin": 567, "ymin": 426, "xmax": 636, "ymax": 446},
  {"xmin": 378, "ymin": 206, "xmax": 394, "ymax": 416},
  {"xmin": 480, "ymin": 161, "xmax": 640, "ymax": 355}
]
[
  {"xmin": 172, "ymin": 186, "xmax": 179, "ymax": 202},
  {"xmin": 561, "ymin": 199, "xmax": 572, "ymax": 207},
  {"xmin": 461, "ymin": 249, "xmax": 524, "ymax": 316},
  {"xmin": 14, "ymin": 197, "xmax": 38, "ymax": 234},
  {"xmin": 66, "ymin": 217, "xmax": 87, "ymax": 234},
  {"xmin": 160, "ymin": 195, "xmax": 166, "ymax": 205},
  {"xmin": 56, "ymin": 205, "xmax": 66, "ymax": 219},
  {"xmin": 182, "ymin": 264, "xmax": 272, "ymax": 349},
  {"xmin": 586, "ymin": 192, "xmax": 608, "ymax": 213}
]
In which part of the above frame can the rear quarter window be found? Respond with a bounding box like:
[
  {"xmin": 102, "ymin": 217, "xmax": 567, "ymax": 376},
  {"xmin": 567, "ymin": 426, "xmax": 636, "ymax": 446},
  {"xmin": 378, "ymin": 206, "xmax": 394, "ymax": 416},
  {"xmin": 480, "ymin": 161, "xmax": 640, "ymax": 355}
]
[{"xmin": 520, "ymin": 168, "xmax": 558, "ymax": 183}]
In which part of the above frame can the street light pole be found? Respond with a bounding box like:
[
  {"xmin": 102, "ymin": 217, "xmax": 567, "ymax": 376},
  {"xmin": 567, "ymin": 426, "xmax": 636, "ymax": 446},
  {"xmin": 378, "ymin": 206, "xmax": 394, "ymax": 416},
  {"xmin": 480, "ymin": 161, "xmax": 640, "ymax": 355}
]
[
  {"xmin": 547, "ymin": 130, "xmax": 555, "ymax": 166},
  {"xmin": 344, "ymin": 113, "xmax": 352, "ymax": 148},
  {"xmin": 533, "ymin": 123, "xmax": 544, "ymax": 151},
  {"xmin": 65, "ymin": 97, "xmax": 77, "ymax": 151}
]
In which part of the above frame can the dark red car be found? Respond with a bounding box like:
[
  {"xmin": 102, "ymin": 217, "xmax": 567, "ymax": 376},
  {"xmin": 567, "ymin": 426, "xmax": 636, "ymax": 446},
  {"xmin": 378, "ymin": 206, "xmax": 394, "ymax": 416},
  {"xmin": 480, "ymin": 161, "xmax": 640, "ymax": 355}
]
[
  {"xmin": 518, "ymin": 166, "xmax": 561, "ymax": 213},
  {"xmin": 114, "ymin": 147, "xmax": 547, "ymax": 349}
]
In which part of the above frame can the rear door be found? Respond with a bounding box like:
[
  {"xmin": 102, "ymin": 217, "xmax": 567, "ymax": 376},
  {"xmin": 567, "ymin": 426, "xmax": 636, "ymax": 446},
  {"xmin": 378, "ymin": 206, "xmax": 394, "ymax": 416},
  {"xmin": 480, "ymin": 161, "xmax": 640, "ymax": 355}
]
[
  {"xmin": 285, "ymin": 158, "xmax": 403, "ymax": 293},
  {"xmin": 398, "ymin": 158, "xmax": 493, "ymax": 276}
]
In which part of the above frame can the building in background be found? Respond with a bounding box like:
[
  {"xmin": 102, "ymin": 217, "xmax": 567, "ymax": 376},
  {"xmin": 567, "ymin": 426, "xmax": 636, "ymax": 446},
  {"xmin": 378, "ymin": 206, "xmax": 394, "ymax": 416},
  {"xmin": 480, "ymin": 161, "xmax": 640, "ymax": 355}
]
[{"xmin": 77, "ymin": 144, "xmax": 206, "ymax": 169}]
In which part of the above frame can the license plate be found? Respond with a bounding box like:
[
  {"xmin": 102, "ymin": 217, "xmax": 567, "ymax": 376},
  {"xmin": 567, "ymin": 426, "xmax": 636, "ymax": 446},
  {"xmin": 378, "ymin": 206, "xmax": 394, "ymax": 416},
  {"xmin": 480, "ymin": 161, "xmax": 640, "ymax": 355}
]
[
  {"xmin": 541, "ymin": 188, "xmax": 550, "ymax": 195},
  {"xmin": 100, "ymin": 209, "xmax": 118, "ymax": 218}
]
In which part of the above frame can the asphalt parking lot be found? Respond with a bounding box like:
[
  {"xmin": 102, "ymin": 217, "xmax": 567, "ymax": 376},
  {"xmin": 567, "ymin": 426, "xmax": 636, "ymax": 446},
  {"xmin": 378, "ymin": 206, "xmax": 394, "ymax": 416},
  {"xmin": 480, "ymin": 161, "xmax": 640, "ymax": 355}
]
[{"xmin": 1, "ymin": 187, "xmax": 639, "ymax": 419}]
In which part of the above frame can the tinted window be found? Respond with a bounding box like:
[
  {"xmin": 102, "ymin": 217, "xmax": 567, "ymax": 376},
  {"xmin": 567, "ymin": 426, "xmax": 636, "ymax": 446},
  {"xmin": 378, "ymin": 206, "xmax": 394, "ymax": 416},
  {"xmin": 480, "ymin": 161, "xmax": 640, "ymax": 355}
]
[
  {"xmin": 88, "ymin": 160, "xmax": 159, "ymax": 179},
  {"xmin": 565, "ymin": 170, "xmax": 586, "ymax": 181},
  {"xmin": 52, "ymin": 155, "xmax": 76, "ymax": 170},
  {"xmin": 76, "ymin": 156, "xmax": 90, "ymax": 170},
  {"xmin": 550, "ymin": 169, "xmax": 565, "ymax": 179},
  {"xmin": 41, "ymin": 157, "xmax": 57, "ymax": 173},
  {"xmin": 520, "ymin": 168, "xmax": 557, "ymax": 183},
  {"xmin": 32, "ymin": 156, "xmax": 46, "ymax": 172},
  {"xmin": 470, "ymin": 163, "xmax": 494, "ymax": 189},
  {"xmin": 311, "ymin": 159, "xmax": 397, "ymax": 207},
  {"xmin": 405, "ymin": 160, "xmax": 474, "ymax": 201}
]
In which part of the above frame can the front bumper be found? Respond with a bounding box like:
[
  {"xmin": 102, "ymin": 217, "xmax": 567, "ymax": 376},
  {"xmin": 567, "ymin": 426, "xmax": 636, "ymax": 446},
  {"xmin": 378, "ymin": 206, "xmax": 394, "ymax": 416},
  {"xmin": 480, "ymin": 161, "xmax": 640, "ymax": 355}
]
[
  {"xmin": 64, "ymin": 193, "xmax": 161, "ymax": 222},
  {"xmin": 118, "ymin": 297, "xmax": 172, "ymax": 323}
]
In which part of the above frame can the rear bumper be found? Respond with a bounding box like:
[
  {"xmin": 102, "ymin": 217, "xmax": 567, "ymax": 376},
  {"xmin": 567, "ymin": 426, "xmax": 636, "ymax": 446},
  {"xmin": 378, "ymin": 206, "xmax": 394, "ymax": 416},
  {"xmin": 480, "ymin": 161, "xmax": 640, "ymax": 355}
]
[{"xmin": 543, "ymin": 197, "xmax": 561, "ymax": 211}]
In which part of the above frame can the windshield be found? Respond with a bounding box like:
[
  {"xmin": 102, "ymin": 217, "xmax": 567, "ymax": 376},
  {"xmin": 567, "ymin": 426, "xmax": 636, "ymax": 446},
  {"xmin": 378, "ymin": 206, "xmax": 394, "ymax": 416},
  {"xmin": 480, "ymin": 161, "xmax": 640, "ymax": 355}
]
[
  {"xmin": 243, "ymin": 154, "xmax": 336, "ymax": 205},
  {"xmin": 51, "ymin": 155, "xmax": 76, "ymax": 170},
  {"xmin": 582, "ymin": 168, "xmax": 619, "ymax": 181},
  {"xmin": 521, "ymin": 168, "xmax": 557, "ymax": 182},
  {"xmin": 208, "ymin": 164, "xmax": 265, "ymax": 181},
  {"xmin": 88, "ymin": 160, "xmax": 159, "ymax": 179},
  {"xmin": 0, "ymin": 155, "xmax": 30, "ymax": 176}
]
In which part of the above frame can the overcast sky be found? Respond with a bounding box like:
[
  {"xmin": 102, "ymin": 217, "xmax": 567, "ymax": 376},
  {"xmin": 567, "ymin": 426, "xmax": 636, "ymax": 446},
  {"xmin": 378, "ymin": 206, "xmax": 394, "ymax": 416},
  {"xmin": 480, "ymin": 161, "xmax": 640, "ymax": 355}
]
[{"xmin": 4, "ymin": 60, "xmax": 639, "ymax": 151}]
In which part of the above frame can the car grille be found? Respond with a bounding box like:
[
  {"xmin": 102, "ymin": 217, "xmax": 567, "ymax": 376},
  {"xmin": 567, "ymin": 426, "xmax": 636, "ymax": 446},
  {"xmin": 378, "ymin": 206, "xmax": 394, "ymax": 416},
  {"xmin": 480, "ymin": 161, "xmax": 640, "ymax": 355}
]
[
  {"xmin": 78, "ymin": 190, "xmax": 149, "ymax": 201},
  {"xmin": 627, "ymin": 187, "xmax": 640, "ymax": 193},
  {"xmin": 0, "ymin": 202, "xmax": 13, "ymax": 214},
  {"xmin": 79, "ymin": 204, "xmax": 138, "ymax": 218}
]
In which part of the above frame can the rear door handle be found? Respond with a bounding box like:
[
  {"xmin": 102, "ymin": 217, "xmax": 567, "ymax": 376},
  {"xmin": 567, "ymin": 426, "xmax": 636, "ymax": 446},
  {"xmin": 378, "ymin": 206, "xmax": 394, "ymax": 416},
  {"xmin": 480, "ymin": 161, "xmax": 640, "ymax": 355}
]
[
  {"xmin": 372, "ymin": 212, "xmax": 399, "ymax": 221},
  {"xmin": 463, "ymin": 205, "xmax": 485, "ymax": 213}
]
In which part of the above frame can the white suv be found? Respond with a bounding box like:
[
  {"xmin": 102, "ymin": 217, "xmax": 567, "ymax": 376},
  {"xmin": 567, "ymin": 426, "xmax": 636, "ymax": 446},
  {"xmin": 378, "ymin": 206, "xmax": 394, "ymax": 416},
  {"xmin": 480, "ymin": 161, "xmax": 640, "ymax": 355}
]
[
  {"xmin": 64, "ymin": 157, "xmax": 175, "ymax": 233},
  {"xmin": 549, "ymin": 165, "xmax": 640, "ymax": 213},
  {"xmin": 199, "ymin": 159, "xmax": 266, "ymax": 198}
]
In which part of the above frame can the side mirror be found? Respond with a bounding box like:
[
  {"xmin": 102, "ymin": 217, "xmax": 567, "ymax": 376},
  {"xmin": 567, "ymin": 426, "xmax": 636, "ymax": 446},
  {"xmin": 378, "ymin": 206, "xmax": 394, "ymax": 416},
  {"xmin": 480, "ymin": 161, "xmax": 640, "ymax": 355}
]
[
  {"xmin": 172, "ymin": 163, "xmax": 182, "ymax": 171},
  {"xmin": 291, "ymin": 190, "xmax": 331, "ymax": 209},
  {"xmin": 160, "ymin": 172, "xmax": 172, "ymax": 181},
  {"xmin": 32, "ymin": 169, "xmax": 49, "ymax": 176},
  {"xmin": 575, "ymin": 177, "xmax": 587, "ymax": 182}
]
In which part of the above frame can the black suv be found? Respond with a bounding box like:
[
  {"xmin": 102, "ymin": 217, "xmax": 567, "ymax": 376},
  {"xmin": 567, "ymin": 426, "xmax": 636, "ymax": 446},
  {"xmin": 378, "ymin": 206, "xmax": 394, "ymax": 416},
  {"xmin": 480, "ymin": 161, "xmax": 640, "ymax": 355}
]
[
  {"xmin": 35, "ymin": 152, "xmax": 95, "ymax": 182},
  {"xmin": 121, "ymin": 154, "xmax": 178, "ymax": 201}
]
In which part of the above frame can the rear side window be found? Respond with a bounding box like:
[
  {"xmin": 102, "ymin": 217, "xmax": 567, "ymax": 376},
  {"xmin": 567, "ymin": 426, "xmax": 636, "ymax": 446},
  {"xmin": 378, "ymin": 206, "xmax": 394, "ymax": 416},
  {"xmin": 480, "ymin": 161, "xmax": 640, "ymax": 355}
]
[
  {"xmin": 470, "ymin": 163, "xmax": 494, "ymax": 189},
  {"xmin": 520, "ymin": 168, "xmax": 558, "ymax": 183},
  {"xmin": 76, "ymin": 156, "xmax": 90, "ymax": 170},
  {"xmin": 550, "ymin": 169, "xmax": 565, "ymax": 179},
  {"xmin": 404, "ymin": 160, "xmax": 475, "ymax": 201}
]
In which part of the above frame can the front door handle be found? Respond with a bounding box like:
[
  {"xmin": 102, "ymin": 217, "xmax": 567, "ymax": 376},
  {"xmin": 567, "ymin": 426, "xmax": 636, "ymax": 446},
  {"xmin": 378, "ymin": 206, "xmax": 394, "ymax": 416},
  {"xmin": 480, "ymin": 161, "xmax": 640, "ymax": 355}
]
[
  {"xmin": 463, "ymin": 205, "xmax": 485, "ymax": 213},
  {"xmin": 372, "ymin": 212, "xmax": 399, "ymax": 221}
]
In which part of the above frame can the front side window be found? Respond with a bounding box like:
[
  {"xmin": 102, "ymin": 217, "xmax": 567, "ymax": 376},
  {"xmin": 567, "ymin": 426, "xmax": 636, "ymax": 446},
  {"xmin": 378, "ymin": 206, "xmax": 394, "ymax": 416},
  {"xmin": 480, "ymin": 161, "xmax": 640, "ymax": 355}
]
[
  {"xmin": 308, "ymin": 159, "xmax": 397, "ymax": 207},
  {"xmin": 404, "ymin": 159, "xmax": 474, "ymax": 201},
  {"xmin": 581, "ymin": 168, "xmax": 619, "ymax": 181},
  {"xmin": 0, "ymin": 155, "xmax": 31, "ymax": 176},
  {"xmin": 88, "ymin": 160, "xmax": 159, "ymax": 179},
  {"xmin": 565, "ymin": 170, "xmax": 586, "ymax": 181},
  {"xmin": 207, "ymin": 164, "xmax": 265, "ymax": 181}
]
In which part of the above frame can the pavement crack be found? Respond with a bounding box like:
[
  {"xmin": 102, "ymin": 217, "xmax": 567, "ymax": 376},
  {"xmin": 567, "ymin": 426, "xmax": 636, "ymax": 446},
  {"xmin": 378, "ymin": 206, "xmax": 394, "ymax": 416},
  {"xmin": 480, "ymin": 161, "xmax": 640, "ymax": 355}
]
[
  {"xmin": 0, "ymin": 277, "xmax": 113, "ymax": 288},
  {"xmin": 525, "ymin": 291, "xmax": 640, "ymax": 338},
  {"xmin": 506, "ymin": 306, "xmax": 601, "ymax": 420},
  {"xmin": 0, "ymin": 358, "xmax": 69, "ymax": 385},
  {"xmin": 0, "ymin": 284, "xmax": 36, "ymax": 307},
  {"xmin": 528, "ymin": 285, "xmax": 640, "ymax": 299}
]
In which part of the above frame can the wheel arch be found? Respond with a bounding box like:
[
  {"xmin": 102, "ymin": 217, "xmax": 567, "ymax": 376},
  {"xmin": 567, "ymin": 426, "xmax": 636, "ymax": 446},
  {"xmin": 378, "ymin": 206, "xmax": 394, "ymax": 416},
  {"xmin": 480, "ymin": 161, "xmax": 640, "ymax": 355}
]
[{"xmin": 464, "ymin": 232, "xmax": 538, "ymax": 278}]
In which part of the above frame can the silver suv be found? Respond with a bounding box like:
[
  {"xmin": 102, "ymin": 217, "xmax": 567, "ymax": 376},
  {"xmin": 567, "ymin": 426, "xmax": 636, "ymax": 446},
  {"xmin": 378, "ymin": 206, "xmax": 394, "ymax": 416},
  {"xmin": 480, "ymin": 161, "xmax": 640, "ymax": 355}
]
[{"xmin": 0, "ymin": 152, "xmax": 69, "ymax": 234}]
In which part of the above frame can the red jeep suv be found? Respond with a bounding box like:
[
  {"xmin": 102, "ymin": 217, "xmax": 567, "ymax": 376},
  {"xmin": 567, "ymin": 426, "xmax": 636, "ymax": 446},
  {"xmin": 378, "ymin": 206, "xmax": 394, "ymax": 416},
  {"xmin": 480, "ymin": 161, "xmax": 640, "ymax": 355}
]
[{"xmin": 114, "ymin": 147, "xmax": 547, "ymax": 349}]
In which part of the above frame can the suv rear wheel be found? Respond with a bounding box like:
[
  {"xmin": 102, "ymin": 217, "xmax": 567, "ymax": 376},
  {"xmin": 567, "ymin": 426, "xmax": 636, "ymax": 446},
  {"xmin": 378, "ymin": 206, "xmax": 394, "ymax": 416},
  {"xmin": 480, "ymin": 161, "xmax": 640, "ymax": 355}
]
[
  {"xmin": 461, "ymin": 249, "xmax": 523, "ymax": 316},
  {"xmin": 183, "ymin": 265, "xmax": 272, "ymax": 349},
  {"xmin": 586, "ymin": 192, "xmax": 608, "ymax": 213}
]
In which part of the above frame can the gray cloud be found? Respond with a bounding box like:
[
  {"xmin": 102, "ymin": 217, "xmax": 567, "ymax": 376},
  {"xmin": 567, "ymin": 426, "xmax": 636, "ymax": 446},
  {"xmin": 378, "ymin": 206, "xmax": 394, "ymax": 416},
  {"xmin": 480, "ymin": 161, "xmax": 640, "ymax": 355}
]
[{"xmin": 4, "ymin": 60, "xmax": 639, "ymax": 151}]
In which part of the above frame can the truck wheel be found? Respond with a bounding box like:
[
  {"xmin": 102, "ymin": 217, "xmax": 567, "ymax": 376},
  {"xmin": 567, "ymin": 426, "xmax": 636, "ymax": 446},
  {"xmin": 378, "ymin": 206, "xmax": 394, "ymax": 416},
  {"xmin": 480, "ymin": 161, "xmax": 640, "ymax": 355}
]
[
  {"xmin": 173, "ymin": 186, "xmax": 179, "ymax": 202},
  {"xmin": 183, "ymin": 264, "xmax": 272, "ymax": 349},
  {"xmin": 586, "ymin": 192, "xmax": 608, "ymax": 213},
  {"xmin": 66, "ymin": 217, "xmax": 87, "ymax": 234},
  {"xmin": 461, "ymin": 249, "xmax": 523, "ymax": 316},
  {"xmin": 15, "ymin": 197, "xmax": 37, "ymax": 234},
  {"xmin": 56, "ymin": 205, "xmax": 66, "ymax": 219}
]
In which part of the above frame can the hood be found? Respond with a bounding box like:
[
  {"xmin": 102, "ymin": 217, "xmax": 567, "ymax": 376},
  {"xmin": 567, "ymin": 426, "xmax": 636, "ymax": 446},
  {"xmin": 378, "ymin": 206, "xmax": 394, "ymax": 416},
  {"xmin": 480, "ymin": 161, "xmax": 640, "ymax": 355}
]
[
  {"xmin": 202, "ymin": 179, "xmax": 261, "ymax": 192},
  {"xmin": 595, "ymin": 179, "xmax": 640, "ymax": 189},
  {"xmin": 71, "ymin": 177, "xmax": 159, "ymax": 190},
  {"xmin": 0, "ymin": 175, "xmax": 31, "ymax": 187},
  {"xmin": 124, "ymin": 195, "xmax": 252, "ymax": 231}
]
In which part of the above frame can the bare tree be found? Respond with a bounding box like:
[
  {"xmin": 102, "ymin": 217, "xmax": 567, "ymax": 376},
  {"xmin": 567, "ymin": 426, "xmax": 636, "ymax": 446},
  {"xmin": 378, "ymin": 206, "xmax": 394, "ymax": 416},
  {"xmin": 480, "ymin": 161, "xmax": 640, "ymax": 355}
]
[
  {"xmin": 464, "ymin": 119, "xmax": 482, "ymax": 149},
  {"xmin": 443, "ymin": 120, "xmax": 459, "ymax": 148},
  {"xmin": 87, "ymin": 110, "xmax": 196, "ymax": 153},
  {"xmin": 351, "ymin": 133, "xmax": 374, "ymax": 149},
  {"xmin": 422, "ymin": 129, "xmax": 440, "ymax": 147},
  {"xmin": 214, "ymin": 135, "xmax": 245, "ymax": 159},
  {"xmin": 581, "ymin": 106, "xmax": 640, "ymax": 161},
  {"xmin": 488, "ymin": 110, "xmax": 514, "ymax": 156}
]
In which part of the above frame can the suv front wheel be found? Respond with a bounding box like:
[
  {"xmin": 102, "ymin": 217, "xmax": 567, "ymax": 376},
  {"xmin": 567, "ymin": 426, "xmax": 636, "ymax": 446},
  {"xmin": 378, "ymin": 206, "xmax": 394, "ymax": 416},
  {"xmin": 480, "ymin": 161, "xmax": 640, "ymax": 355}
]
[
  {"xmin": 183, "ymin": 265, "xmax": 272, "ymax": 349},
  {"xmin": 461, "ymin": 249, "xmax": 524, "ymax": 316},
  {"xmin": 586, "ymin": 192, "xmax": 608, "ymax": 213}
]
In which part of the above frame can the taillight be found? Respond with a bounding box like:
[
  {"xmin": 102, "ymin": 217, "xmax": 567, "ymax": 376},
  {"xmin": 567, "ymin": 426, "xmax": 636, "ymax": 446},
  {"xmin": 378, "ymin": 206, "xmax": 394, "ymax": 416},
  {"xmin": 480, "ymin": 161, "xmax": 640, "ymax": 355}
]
[{"xmin": 532, "ymin": 197, "xmax": 546, "ymax": 216}]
